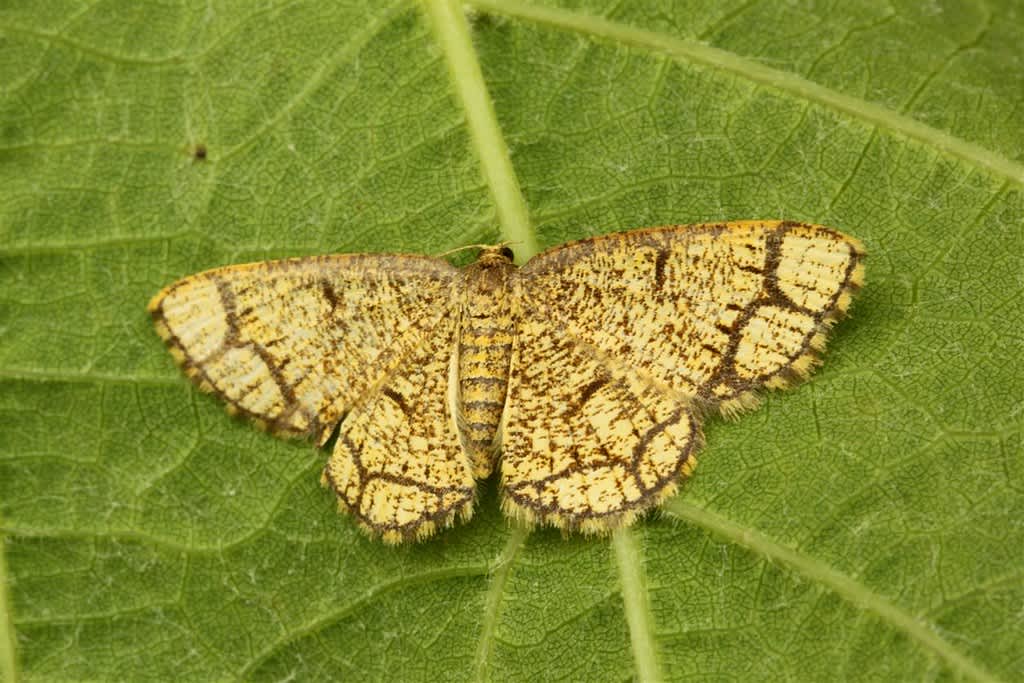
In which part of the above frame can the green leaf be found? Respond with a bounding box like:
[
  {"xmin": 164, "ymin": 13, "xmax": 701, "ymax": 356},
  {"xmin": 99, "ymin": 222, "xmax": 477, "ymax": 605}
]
[{"xmin": 2, "ymin": 0, "xmax": 1022, "ymax": 680}]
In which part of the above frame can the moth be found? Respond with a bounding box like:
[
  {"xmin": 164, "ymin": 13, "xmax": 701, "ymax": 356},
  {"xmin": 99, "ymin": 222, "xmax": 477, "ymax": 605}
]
[{"xmin": 149, "ymin": 221, "xmax": 864, "ymax": 543}]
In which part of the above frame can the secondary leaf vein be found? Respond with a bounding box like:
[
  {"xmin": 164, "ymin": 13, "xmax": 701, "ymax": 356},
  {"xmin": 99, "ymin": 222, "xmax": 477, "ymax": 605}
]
[
  {"xmin": 666, "ymin": 499, "xmax": 1001, "ymax": 683},
  {"xmin": 234, "ymin": 563, "xmax": 490, "ymax": 681},
  {"xmin": 468, "ymin": 0, "xmax": 1024, "ymax": 187}
]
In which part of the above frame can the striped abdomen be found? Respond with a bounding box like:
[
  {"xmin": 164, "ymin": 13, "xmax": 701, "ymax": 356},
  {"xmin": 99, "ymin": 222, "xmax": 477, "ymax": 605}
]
[{"xmin": 458, "ymin": 249, "xmax": 515, "ymax": 478}]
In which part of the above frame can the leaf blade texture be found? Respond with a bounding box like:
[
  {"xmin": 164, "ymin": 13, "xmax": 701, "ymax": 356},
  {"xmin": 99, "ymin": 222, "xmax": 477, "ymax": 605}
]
[{"xmin": 1, "ymin": 1, "xmax": 1022, "ymax": 680}]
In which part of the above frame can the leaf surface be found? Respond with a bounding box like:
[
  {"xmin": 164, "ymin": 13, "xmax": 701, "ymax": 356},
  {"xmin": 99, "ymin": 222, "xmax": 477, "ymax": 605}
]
[{"xmin": 1, "ymin": 1, "xmax": 1022, "ymax": 680}]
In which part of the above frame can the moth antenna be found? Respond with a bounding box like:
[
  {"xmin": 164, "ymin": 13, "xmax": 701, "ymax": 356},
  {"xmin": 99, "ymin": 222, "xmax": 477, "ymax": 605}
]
[{"xmin": 436, "ymin": 240, "xmax": 520, "ymax": 259}]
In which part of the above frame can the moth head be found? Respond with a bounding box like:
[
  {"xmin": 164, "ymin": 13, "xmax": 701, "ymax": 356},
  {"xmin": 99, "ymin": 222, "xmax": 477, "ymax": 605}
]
[{"xmin": 476, "ymin": 243, "xmax": 515, "ymax": 264}]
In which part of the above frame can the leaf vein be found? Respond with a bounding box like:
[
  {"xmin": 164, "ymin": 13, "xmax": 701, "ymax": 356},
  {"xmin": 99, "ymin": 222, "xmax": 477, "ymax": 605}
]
[
  {"xmin": 234, "ymin": 564, "xmax": 490, "ymax": 681},
  {"xmin": 468, "ymin": 0, "xmax": 1024, "ymax": 187},
  {"xmin": 473, "ymin": 523, "xmax": 529, "ymax": 681},
  {"xmin": 423, "ymin": 0, "xmax": 539, "ymax": 258},
  {"xmin": 613, "ymin": 528, "xmax": 664, "ymax": 683},
  {"xmin": 666, "ymin": 499, "xmax": 1002, "ymax": 683}
]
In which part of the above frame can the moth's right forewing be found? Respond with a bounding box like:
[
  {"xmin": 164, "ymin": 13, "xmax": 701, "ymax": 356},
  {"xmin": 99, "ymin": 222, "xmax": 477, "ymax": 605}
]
[{"xmin": 512, "ymin": 221, "xmax": 864, "ymax": 416}]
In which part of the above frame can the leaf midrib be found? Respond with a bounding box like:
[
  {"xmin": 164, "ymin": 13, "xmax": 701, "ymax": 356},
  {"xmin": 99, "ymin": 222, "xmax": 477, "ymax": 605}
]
[
  {"xmin": 473, "ymin": 523, "xmax": 529, "ymax": 681},
  {"xmin": 423, "ymin": 0, "xmax": 539, "ymax": 260}
]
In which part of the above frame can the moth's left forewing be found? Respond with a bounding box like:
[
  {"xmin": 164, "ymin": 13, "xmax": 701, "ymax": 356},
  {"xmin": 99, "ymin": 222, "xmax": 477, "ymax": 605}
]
[{"xmin": 148, "ymin": 254, "xmax": 460, "ymax": 442}]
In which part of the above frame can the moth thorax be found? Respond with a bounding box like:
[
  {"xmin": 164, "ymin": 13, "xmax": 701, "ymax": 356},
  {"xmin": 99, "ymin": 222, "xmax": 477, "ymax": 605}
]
[{"xmin": 457, "ymin": 256, "xmax": 515, "ymax": 478}]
